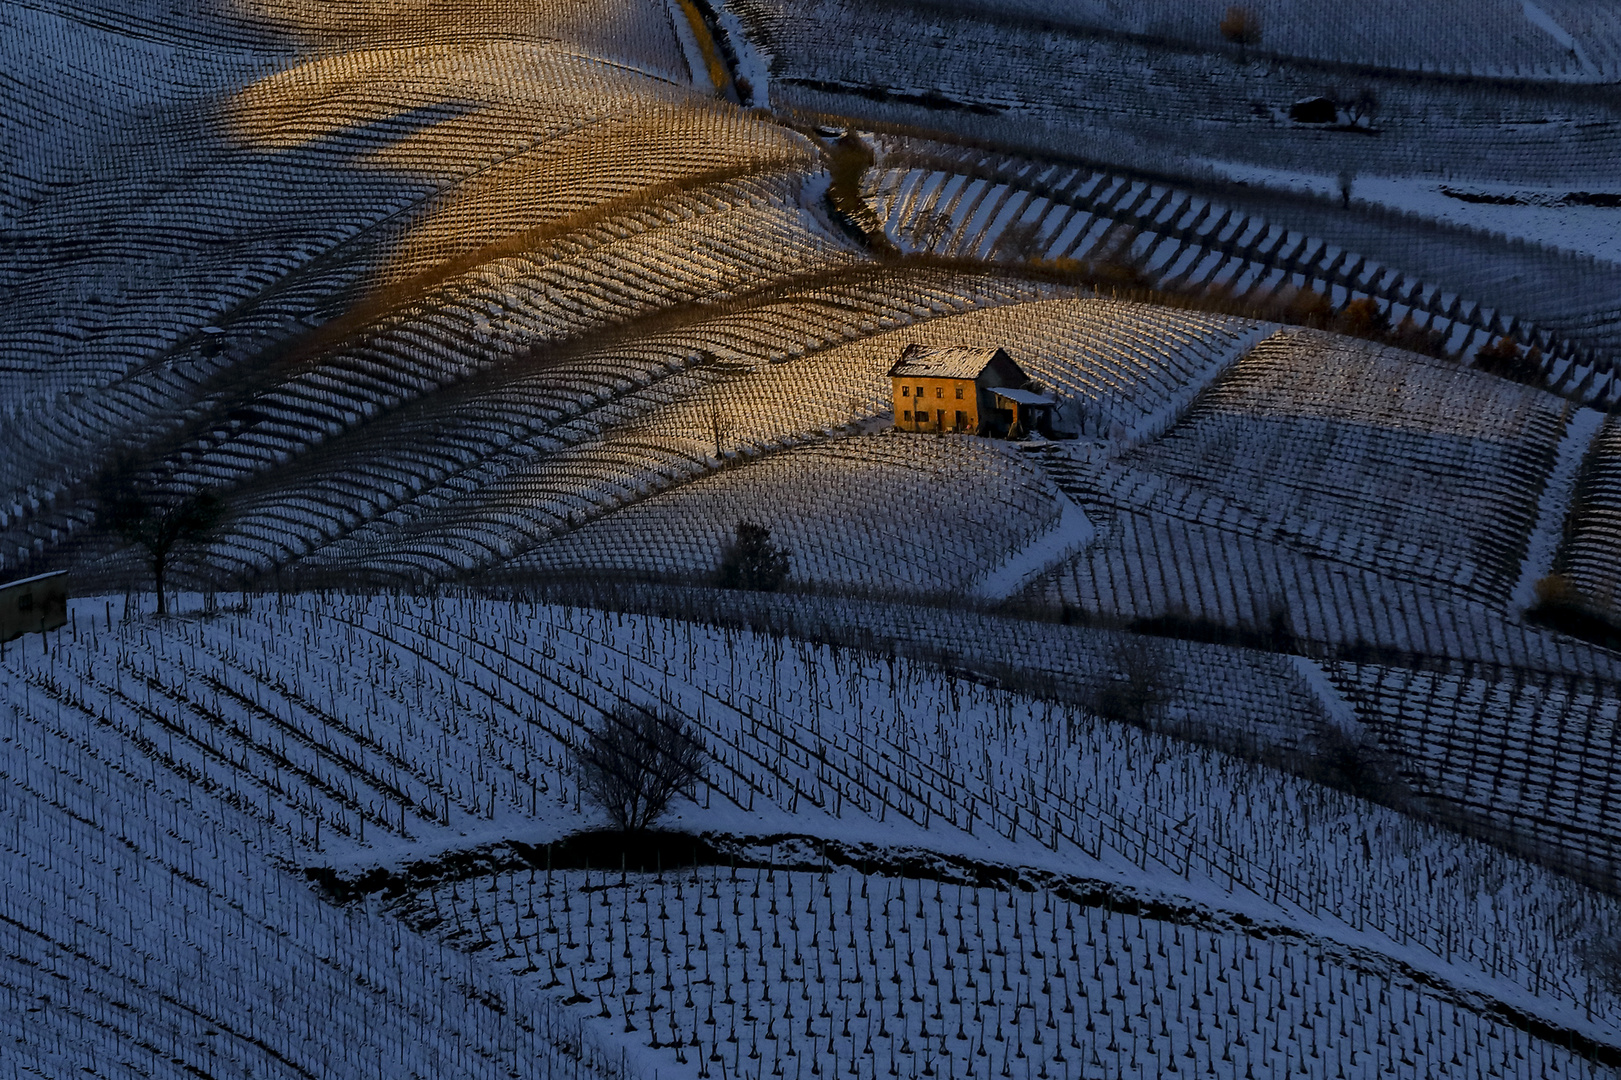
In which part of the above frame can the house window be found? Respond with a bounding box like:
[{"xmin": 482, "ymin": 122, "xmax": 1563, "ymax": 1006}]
[
  {"xmin": 915, "ymin": 386, "xmax": 924, "ymax": 398},
  {"xmin": 901, "ymin": 386, "xmax": 910, "ymax": 397},
  {"xmin": 935, "ymin": 387, "xmax": 943, "ymax": 398},
  {"xmin": 903, "ymin": 410, "xmax": 912, "ymax": 420},
  {"xmin": 955, "ymin": 387, "xmax": 964, "ymax": 399}
]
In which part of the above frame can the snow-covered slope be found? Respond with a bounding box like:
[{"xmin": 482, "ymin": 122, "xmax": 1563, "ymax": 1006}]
[{"xmin": 1, "ymin": 594, "xmax": 1616, "ymax": 1077}]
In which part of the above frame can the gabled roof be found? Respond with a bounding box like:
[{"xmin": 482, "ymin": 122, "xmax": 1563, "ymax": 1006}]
[{"xmin": 888, "ymin": 344, "xmax": 1008, "ymax": 380}]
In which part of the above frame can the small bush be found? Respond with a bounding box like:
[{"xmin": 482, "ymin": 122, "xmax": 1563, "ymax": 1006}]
[
  {"xmin": 1219, "ymin": 5, "xmax": 1261, "ymax": 47},
  {"xmin": 574, "ymin": 705, "xmax": 708, "ymax": 832},
  {"xmin": 1301, "ymin": 727, "xmax": 1409, "ymax": 806},
  {"xmin": 718, "ymin": 521, "xmax": 790, "ymax": 591},
  {"xmin": 1083, "ymin": 636, "xmax": 1175, "ymax": 727},
  {"xmin": 1585, "ymin": 935, "xmax": 1621, "ymax": 997},
  {"xmin": 1334, "ymin": 298, "xmax": 1387, "ymax": 337},
  {"xmin": 1474, "ymin": 335, "xmax": 1545, "ymax": 385}
]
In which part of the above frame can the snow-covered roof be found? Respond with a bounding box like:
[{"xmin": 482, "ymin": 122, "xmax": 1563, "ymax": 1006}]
[
  {"xmin": 889, "ymin": 344, "xmax": 1006, "ymax": 380},
  {"xmin": 1, "ymin": 571, "xmax": 68, "ymax": 592},
  {"xmin": 990, "ymin": 387, "xmax": 1056, "ymax": 406}
]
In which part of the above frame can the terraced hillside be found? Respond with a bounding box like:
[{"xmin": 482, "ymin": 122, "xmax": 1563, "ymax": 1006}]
[
  {"xmin": 2, "ymin": 595, "xmax": 1617, "ymax": 1077},
  {"xmin": 6, "ymin": 2, "xmax": 1621, "ymax": 1077}
]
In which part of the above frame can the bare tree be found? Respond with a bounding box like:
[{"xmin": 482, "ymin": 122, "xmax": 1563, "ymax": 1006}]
[
  {"xmin": 707, "ymin": 396, "xmax": 734, "ymax": 459},
  {"xmin": 1345, "ymin": 87, "xmax": 1379, "ymax": 128},
  {"xmin": 574, "ymin": 705, "xmax": 709, "ymax": 832},
  {"xmin": 1083, "ymin": 635, "xmax": 1175, "ymax": 728},
  {"xmin": 910, "ymin": 209, "xmax": 955, "ymax": 252},
  {"xmin": 94, "ymin": 456, "xmax": 223, "ymax": 616}
]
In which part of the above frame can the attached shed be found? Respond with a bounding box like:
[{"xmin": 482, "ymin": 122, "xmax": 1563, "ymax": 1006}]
[
  {"xmin": 1, "ymin": 571, "xmax": 68, "ymax": 643},
  {"xmin": 889, "ymin": 344, "xmax": 1053, "ymax": 437}
]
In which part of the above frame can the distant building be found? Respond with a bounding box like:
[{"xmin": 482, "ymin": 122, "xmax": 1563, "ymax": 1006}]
[
  {"xmin": 1, "ymin": 571, "xmax": 68, "ymax": 643},
  {"xmin": 889, "ymin": 344, "xmax": 1054, "ymax": 437}
]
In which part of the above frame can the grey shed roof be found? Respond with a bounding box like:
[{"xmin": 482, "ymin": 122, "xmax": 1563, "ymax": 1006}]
[
  {"xmin": 888, "ymin": 344, "xmax": 1005, "ymax": 380},
  {"xmin": 990, "ymin": 387, "xmax": 1056, "ymax": 406}
]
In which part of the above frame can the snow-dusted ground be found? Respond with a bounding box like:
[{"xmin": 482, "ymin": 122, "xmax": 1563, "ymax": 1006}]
[
  {"xmin": 972, "ymin": 483, "xmax": 1093, "ymax": 600},
  {"xmin": 519, "ymin": 435, "xmax": 1065, "ymax": 594},
  {"xmin": 1196, "ymin": 158, "xmax": 1621, "ymax": 264},
  {"xmin": 1, "ymin": 594, "xmax": 1615, "ymax": 1078},
  {"xmin": 1514, "ymin": 407, "xmax": 1607, "ymax": 610}
]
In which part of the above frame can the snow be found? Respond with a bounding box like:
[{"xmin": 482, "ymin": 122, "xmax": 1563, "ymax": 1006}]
[
  {"xmin": 1, "ymin": 592, "xmax": 1617, "ymax": 1076},
  {"xmin": 973, "ymin": 482, "xmax": 1094, "ymax": 600},
  {"xmin": 1522, "ymin": 0, "xmax": 1597, "ymax": 74},
  {"xmin": 1513, "ymin": 406, "xmax": 1607, "ymax": 610},
  {"xmin": 716, "ymin": 0, "xmax": 775, "ymax": 106},
  {"xmin": 1288, "ymin": 654, "xmax": 1368, "ymax": 741},
  {"xmin": 1195, "ymin": 157, "xmax": 1621, "ymax": 264},
  {"xmin": 664, "ymin": 0, "xmax": 715, "ymax": 92}
]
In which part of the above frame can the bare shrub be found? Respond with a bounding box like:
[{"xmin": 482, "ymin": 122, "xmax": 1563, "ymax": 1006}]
[
  {"xmin": 574, "ymin": 705, "xmax": 708, "ymax": 832},
  {"xmin": 1586, "ymin": 935, "xmax": 1621, "ymax": 998},
  {"xmin": 1083, "ymin": 635, "xmax": 1176, "ymax": 728}
]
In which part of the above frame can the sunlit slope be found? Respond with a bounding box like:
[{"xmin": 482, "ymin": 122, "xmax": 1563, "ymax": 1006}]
[
  {"xmin": 0, "ymin": 0, "xmax": 827, "ymax": 575},
  {"xmin": 510, "ymin": 435, "xmax": 1065, "ymax": 590}
]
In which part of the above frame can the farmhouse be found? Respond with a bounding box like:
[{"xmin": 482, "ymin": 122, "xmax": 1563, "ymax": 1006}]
[{"xmin": 889, "ymin": 344, "xmax": 1054, "ymax": 437}]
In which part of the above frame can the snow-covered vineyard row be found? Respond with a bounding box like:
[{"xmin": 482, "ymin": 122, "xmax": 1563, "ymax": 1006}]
[
  {"xmin": 1026, "ymin": 489, "xmax": 1578, "ymax": 675},
  {"xmin": 0, "ymin": 632, "xmax": 629, "ymax": 1079},
  {"xmin": 3, "ymin": 595, "xmax": 1615, "ymax": 1076},
  {"xmin": 275, "ymin": 296, "xmax": 1258, "ymax": 582},
  {"xmin": 188, "ymin": 272, "xmax": 1063, "ymax": 583},
  {"xmin": 513, "ymin": 437, "xmax": 1065, "ymax": 592},
  {"xmin": 1325, "ymin": 658, "xmax": 1621, "ymax": 888},
  {"xmin": 4, "ymin": 284, "xmax": 1263, "ymax": 584},
  {"xmin": 2, "ymin": 596, "xmax": 1616, "ymax": 1031},
  {"xmin": 863, "ymin": 145, "xmax": 1617, "ymax": 401},
  {"xmin": 523, "ymin": 575, "xmax": 1621, "ymax": 894},
  {"xmin": 1125, "ymin": 331, "xmax": 1567, "ymax": 602},
  {"xmin": 835, "ymin": 0, "xmax": 1609, "ymax": 80},
  {"xmin": 1559, "ymin": 413, "xmax": 1621, "ymax": 612},
  {"xmin": 407, "ymin": 861, "xmax": 1615, "ymax": 1080},
  {"xmin": 3, "ymin": 41, "xmax": 717, "ymax": 383},
  {"xmin": 749, "ymin": 0, "xmax": 1621, "ymax": 184}
]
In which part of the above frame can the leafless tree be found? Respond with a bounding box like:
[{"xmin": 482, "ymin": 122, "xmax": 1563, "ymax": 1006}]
[
  {"xmin": 1345, "ymin": 87, "xmax": 1379, "ymax": 127},
  {"xmin": 94, "ymin": 455, "xmax": 223, "ymax": 616},
  {"xmin": 573, "ymin": 705, "xmax": 709, "ymax": 832},
  {"xmin": 707, "ymin": 396, "xmax": 734, "ymax": 458},
  {"xmin": 1083, "ymin": 635, "xmax": 1175, "ymax": 728},
  {"xmin": 910, "ymin": 209, "xmax": 956, "ymax": 252}
]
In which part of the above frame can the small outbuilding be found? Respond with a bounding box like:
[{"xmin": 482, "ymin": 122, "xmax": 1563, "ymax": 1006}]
[
  {"xmin": 1, "ymin": 571, "xmax": 68, "ymax": 643},
  {"xmin": 889, "ymin": 344, "xmax": 1055, "ymax": 437}
]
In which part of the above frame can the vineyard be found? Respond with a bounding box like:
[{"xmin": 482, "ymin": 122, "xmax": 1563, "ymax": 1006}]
[
  {"xmin": 2, "ymin": 594, "xmax": 1618, "ymax": 1077},
  {"xmin": 5, "ymin": 0, "xmax": 1621, "ymax": 1076}
]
